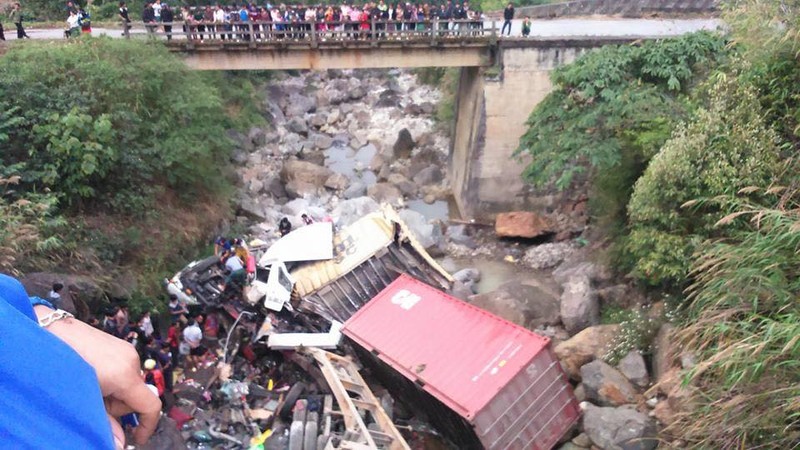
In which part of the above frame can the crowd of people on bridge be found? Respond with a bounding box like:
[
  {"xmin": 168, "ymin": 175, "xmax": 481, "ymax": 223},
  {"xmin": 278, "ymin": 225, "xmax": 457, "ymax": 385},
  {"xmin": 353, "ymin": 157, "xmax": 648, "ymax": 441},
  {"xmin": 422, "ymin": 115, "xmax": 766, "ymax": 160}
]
[{"xmin": 128, "ymin": 0, "xmax": 522, "ymax": 41}]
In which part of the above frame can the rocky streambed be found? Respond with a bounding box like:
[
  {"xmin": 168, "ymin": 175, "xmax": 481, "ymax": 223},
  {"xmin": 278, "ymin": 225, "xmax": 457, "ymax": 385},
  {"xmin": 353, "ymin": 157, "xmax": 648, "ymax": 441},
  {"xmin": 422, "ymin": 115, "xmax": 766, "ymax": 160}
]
[{"xmin": 223, "ymin": 68, "xmax": 682, "ymax": 450}]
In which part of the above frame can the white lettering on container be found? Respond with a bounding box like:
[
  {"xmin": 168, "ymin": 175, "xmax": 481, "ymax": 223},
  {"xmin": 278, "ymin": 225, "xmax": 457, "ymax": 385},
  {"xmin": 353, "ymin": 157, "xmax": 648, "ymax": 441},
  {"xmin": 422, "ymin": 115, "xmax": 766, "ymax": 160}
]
[{"xmin": 391, "ymin": 289, "xmax": 422, "ymax": 310}]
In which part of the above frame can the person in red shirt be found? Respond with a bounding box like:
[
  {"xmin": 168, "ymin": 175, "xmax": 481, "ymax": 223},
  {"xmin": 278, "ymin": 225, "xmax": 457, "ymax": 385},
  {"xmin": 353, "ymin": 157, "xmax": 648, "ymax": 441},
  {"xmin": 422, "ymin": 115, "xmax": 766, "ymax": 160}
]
[
  {"xmin": 143, "ymin": 359, "xmax": 166, "ymax": 400},
  {"xmin": 167, "ymin": 322, "xmax": 181, "ymax": 367}
]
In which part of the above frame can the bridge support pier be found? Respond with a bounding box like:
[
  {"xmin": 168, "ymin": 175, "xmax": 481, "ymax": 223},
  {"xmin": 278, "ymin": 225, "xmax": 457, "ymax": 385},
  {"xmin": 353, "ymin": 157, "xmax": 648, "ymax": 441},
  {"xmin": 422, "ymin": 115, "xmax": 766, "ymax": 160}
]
[{"xmin": 450, "ymin": 44, "xmax": 591, "ymax": 221}]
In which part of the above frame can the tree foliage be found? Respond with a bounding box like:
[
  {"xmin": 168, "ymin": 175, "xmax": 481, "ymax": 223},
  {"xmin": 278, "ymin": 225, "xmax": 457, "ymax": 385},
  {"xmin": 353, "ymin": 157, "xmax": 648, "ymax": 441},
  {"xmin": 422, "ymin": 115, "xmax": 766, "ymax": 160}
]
[
  {"xmin": 516, "ymin": 31, "xmax": 727, "ymax": 190},
  {"xmin": 624, "ymin": 72, "xmax": 783, "ymax": 286},
  {"xmin": 0, "ymin": 37, "xmax": 233, "ymax": 212}
]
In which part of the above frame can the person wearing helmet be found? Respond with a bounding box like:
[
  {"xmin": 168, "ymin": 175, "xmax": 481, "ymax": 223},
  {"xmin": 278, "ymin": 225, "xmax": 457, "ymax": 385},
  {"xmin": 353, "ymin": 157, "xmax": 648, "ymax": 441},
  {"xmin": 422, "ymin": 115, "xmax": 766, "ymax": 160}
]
[{"xmin": 143, "ymin": 358, "xmax": 166, "ymax": 400}]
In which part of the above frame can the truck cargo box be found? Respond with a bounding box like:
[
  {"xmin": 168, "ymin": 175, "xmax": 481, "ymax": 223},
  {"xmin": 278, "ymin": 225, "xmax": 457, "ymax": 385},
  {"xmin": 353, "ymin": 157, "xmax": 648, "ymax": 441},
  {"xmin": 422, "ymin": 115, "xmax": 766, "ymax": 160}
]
[{"xmin": 342, "ymin": 275, "xmax": 580, "ymax": 450}]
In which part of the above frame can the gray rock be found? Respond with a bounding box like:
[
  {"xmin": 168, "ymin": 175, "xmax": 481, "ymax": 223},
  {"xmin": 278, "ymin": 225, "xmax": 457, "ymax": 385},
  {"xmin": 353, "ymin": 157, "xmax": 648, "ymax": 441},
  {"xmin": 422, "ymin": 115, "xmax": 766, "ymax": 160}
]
[
  {"xmin": 387, "ymin": 173, "xmax": 417, "ymax": 197},
  {"xmin": 326, "ymin": 109, "xmax": 341, "ymax": 125},
  {"xmin": 453, "ymin": 268, "xmax": 481, "ymax": 285},
  {"xmin": 310, "ymin": 113, "xmax": 328, "ymax": 128},
  {"xmin": 239, "ymin": 197, "xmax": 269, "ymax": 220},
  {"xmin": 324, "ymin": 173, "xmax": 349, "ymax": 191},
  {"xmin": 375, "ymin": 89, "xmax": 399, "ymax": 108},
  {"xmin": 597, "ymin": 284, "xmax": 633, "ymax": 309},
  {"xmin": 332, "ymin": 197, "xmax": 380, "ymax": 227},
  {"xmin": 582, "ymin": 404, "xmax": 657, "ymax": 450},
  {"xmin": 285, "ymin": 180, "xmax": 318, "ymax": 199},
  {"xmin": 247, "ymin": 179, "xmax": 264, "ymax": 194},
  {"xmin": 263, "ymin": 176, "xmax": 287, "ymax": 199},
  {"xmin": 449, "ymin": 280, "xmax": 475, "ymax": 300},
  {"xmin": 343, "ymin": 182, "xmax": 367, "ymax": 199},
  {"xmin": 553, "ymin": 261, "xmax": 598, "ymax": 285},
  {"xmin": 393, "ymin": 128, "xmax": 416, "ymax": 159},
  {"xmin": 652, "ymin": 324, "xmax": 677, "ymax": 383},
  {"xmin": 231, "ymin": 148, "xmax": 248, "ymax": 164},
  {"xmin": 573, "ymin": 383, "xmax": 586, "ymax": 403},
  {"xmin": 282, "ymin": 198, "xmax": 311, "ymax": 217},
  {"xmin": 581, "ymin": 360, "xmax": 639, "ymax": 407},
  {"xmin": 618, "ymin": 350, "xmax": 650, "ymax": 388},
  {"xmin": 469, "ymin": 280, "xmax": 561, "ymax": 330},
  {"xmin": 369, "ymin": 154, "xmax": 386, "ymax": 172},
  {"xmin": 445, "ymin": 224, "xmax": 476, "ymax": 247},
  {"xmin": 286, "ymin": 117, "xmax": 309, "ymax": 136},
  {"xmin": 298, "ymin": 145, "xmax": 326, "ymax": 166},
  {"xmin": 557, "ymin": 443, "xmax": 583, "ymax": 450},
  {"xmin": 560, "ymin": 275, "xmax": 599, "ymax": 335},
  {"xmin": 367, "ymin": 183, "xmax": 402, "ymax": 204},
  {"xmin": 281, "ymin": 160, "xmax": 334, "ymax": 187},
  {"xmin": 313, "ymin": 134, "xmax": 334, "ymax": 150},
  {"xmin": 285, "ymin": 92, "xmax": 316, "ymax": 117},
  {"xmin": 524, "ymin": 243, "xmax": 577, "ymax": 270},
  {"xmin": 248, "ymin": 127, "xmax": 267, "ymax": 147},
  {"xmin": 572, "ymin": 432, "xmax": 592, "ymax": 448},
  {"xmin": 399, "ymin": 209, "xmax": 442, "ymax": 250},
  {"xmin": 412, "ymin": 166, "xmax": 443, "ymax": 186},
  {"xmin": 349, "ymin": 86, "xmax": 366, "ymax": 100}
]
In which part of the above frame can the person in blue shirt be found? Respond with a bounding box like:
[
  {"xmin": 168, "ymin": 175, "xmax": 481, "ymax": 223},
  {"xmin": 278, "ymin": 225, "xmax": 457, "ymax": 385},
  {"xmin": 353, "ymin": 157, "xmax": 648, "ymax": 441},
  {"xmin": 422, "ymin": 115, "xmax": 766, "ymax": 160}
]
[{"xmin": 0, "ymin": 274, "xmax": 161, "ymax": 449}]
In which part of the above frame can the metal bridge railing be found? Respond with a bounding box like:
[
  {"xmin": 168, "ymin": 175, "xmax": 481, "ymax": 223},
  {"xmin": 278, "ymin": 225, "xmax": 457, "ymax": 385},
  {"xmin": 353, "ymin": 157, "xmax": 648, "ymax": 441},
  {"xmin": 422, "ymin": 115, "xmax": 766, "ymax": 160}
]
[{"xmin": 122, "ymin": 19, "xmax": 498, "ymax": 47}]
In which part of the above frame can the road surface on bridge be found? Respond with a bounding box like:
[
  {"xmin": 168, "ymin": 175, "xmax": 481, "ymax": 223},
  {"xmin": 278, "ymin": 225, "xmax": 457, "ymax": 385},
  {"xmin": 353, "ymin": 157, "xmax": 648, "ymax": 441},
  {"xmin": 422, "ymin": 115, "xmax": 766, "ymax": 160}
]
[{"xmin": 7, "ymin": 17, "xmax": 721, "ymax": 41}]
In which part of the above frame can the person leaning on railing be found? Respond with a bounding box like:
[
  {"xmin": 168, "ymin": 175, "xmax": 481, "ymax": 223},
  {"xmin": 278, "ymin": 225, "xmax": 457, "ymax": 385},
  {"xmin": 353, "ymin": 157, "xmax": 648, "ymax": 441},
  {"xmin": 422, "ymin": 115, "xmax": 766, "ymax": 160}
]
[{"xmin": 161, "ymin": 4, "xmax": 173, "ymax": 40}]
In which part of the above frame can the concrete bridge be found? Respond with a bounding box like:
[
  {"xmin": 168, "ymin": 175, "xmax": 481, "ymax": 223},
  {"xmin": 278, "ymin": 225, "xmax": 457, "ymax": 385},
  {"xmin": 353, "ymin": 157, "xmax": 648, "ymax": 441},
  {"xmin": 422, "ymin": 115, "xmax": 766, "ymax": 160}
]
[{"xmin": 132, "ymin": 17, "xmax": 720, "ymax": 219}]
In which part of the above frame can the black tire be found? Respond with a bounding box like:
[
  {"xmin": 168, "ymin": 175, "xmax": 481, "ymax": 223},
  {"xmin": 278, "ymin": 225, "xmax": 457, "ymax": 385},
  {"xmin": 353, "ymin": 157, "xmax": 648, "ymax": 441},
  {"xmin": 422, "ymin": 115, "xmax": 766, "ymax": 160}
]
[
  {"xmin": 303, "ymin": 421, "xmax": 318, "ymax": 450},
  {"xmin": 279, "ymin": 382, "xmax": 307, "ymax": 421}
]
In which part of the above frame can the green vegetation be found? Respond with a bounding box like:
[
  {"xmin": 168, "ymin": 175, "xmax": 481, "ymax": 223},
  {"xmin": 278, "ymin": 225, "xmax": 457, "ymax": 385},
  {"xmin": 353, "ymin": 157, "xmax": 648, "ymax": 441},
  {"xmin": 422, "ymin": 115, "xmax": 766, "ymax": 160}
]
[
  {"xmin": 0, "ymin": 37, "xmax": 266, "ymax": 311},
  {"xmin": 413, "ymin": 67, "xmax": 460, "ymax": 130},
  {"xmin": 518, "ymin": 0, "xmax": 799, "ymax": 445}
]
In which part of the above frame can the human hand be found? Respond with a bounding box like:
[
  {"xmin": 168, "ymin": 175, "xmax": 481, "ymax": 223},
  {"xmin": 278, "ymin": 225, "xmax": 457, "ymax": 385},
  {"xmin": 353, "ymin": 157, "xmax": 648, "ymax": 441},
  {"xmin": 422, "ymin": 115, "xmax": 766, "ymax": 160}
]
[{"xmin": 33, "ymin": 306, "xmax": 162, "ymax": 448}]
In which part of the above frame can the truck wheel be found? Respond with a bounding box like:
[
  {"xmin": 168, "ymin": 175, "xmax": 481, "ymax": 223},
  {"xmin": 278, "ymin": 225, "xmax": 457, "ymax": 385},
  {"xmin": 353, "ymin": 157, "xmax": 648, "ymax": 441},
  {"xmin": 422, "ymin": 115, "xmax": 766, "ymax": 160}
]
[
  {"xmin": 303, "ymin": 421, "xmax": 318, "ymax": 450},
  {"xmin": 289, "ymin": 421, "xmax": 305, "ymax": 450}
]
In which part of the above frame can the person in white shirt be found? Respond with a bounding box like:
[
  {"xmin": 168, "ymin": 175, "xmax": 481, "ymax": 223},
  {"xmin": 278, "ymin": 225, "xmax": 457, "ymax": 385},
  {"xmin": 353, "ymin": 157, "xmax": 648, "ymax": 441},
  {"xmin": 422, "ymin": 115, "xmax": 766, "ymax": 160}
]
[
  {"xmin": 66, "ymin": 10, "xmax": 80, "ymax": 37},
  {"xmin": 48, "ymin": 282, "xmax": 64, "ymax": 308},
  {"xmin": 152, "ymin": 0, "xmax": 162, "ymax": 21},
  {"xmin": 182, "ymin": 319, "xmax": 204, "ymax": 370}
]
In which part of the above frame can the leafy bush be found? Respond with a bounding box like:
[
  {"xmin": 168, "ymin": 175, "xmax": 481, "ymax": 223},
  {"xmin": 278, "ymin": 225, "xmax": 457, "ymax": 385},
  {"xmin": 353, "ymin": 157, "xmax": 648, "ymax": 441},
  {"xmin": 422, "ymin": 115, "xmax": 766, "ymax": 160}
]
[
  {"xmin": 624, "ymin": 72, "xmax": 782, "ymax": 286},
  {"xmin": 0, "ymin": 37, "xmax": 233, "ymax": 213},
  {"xmin": 516, "ymin": 31, "xmax": 727, "ymax": 190}
]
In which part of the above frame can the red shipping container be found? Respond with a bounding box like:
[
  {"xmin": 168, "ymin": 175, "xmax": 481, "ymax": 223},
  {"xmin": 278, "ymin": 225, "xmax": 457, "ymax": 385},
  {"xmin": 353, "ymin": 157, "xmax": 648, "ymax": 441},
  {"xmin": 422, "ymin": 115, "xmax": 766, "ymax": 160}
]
[{"xmin": 343, "ymin": 275, "xmax": 580, "ymax": 450}]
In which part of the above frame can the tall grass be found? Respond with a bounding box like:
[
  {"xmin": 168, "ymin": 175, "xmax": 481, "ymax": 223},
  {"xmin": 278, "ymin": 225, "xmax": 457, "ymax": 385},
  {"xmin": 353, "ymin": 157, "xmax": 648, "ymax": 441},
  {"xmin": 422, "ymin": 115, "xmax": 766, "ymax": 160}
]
[{"xmin": 669, "ymin": 184, "xmax": 800, "ymax": 448}]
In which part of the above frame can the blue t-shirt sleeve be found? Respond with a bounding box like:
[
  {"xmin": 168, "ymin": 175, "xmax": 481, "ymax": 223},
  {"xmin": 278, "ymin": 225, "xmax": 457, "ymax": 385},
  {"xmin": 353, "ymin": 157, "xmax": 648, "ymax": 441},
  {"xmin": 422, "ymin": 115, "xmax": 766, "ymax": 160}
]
[
  {"xmin": 0, "ymin": 275, "xmax": 115, "ymax": 449},
  {"xmin": 0, "ymin": 273, "xmax": 36, "ymax": 321}
]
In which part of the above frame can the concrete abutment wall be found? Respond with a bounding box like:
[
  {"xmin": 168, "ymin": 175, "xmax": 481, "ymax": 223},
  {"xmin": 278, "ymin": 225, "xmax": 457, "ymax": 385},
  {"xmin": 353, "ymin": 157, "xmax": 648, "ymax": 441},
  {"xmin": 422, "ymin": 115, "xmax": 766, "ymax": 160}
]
[{"xmin": 451, "ymin": 42, "xmax": 595, "ymax": 221}]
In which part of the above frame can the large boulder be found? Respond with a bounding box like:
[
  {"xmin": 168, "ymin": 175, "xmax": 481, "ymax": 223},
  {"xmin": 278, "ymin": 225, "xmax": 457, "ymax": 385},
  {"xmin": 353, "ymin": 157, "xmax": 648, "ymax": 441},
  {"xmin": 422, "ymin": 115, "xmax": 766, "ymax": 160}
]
[
  {"xmin": 19, "ymin": 272, "xmax": 106, "ymax": 320},
  {"xmin": 367, "ymin": 183, "xmax": 402, "ymax": 205},
  {"xmin": 398, "ymin": 209, "xmax": 442, "ymax": 250},
  {"xmin": 285, "ymin": 180, "xmax": 319, "ymax": 199},
  {"xmin": 343, "ymin": 182, "xmax": 367, "ymax": 199},
  {"xmin": 582, "ymin": 404, "xmax": 657, "ymax": 450},
  {"xmin": 617, "ymin": 350, "xmax": 650, "ymax": 388},
  {"xmin": 331, "ymin": 197, "xmax": 380, "ymax": 227},
  {"xmin": 393, "ymin": 128, "xmax": 416, "ymax": 159},
  {"xmin": 281, "ymin": 160, "xmax": 335, "ymax": 188},
  {"xmin": 580, "ymin": 360, "xmax": 639, "ymax": 406},
  {"xmin": 495, "ymin": 212, "xmax": 552, "ymax": 239},
  {"xmin": 560, "ymin": 275, "xmax": 600, "ymax": 335},
  {"xmin": 469, "ymin": 280, "xmax": 561, "ymax": 330},
  {"xmin": 286, "ymin": 117, "xmax": 309, "ymax": 135},
  {"xmin": 312, "ymin": 134, "xmax": 334, "ymax": 150},
  {"xmin": 387, "ymin": 173, "xmax": 417, "ymax": 197},
  {"xmin": 248, "ymin": 127, "xmax": 267, "ymax": 147},
  {"xmin": 555, "ymin": 325, "xmax": 619, "ymax": 380},
  {"xmin": 523, "ymin": 242, "xmax": 577, "ymax": 270},
  {"xmin": 412, "ymin": 166, "xmax": 443, "ymax": 186},
  {"xmin": 284, "ymin": 92, "xmax": 316, "ymax": 117},
  {"xmin": 324, "ymin": 173, "xmax": 350, "ymax": 191}
]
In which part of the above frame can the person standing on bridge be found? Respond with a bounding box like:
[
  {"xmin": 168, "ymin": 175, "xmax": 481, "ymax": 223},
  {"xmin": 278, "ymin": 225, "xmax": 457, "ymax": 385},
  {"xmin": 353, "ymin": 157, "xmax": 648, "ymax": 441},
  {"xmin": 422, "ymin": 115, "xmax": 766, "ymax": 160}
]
[
  {"xmin": 161, "ymin": 3, "xmax": 173, "ymax": 40},
  {"xmin": 9, "ymin": 3, "xmax": 30, "ymax": 39},
  {"xmin": 501, "ymin": 2, "xmax": 514, "ymax": 36}
]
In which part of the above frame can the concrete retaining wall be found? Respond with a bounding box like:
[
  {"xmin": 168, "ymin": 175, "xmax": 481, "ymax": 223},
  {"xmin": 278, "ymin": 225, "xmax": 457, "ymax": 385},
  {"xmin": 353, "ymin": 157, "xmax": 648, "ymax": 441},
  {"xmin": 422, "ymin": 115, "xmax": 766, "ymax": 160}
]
[
  {"xmin": 514, "ymin": 0, "xmax": 718, "ymax": 19},
  {"xmin": 451, "ymin": 39, "xmax": 634, "ymax": 220}
]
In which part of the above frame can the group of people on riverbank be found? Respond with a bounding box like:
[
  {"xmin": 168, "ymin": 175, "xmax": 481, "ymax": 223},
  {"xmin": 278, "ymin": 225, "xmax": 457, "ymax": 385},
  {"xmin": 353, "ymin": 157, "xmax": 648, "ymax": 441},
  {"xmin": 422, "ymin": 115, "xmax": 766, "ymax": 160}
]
[{"xmin": 134, "ymin": 0, "xmax": 492, "ymax": 41}]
